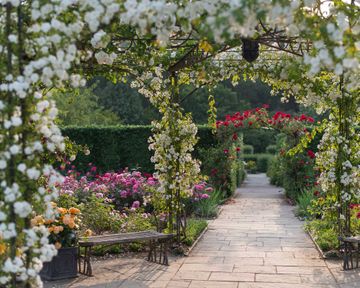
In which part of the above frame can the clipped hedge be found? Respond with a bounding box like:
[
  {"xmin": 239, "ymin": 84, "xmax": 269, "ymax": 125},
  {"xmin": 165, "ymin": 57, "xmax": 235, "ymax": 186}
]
[
  {"xmin": 62, "ymin": 126, "xmax": 154, "ymax": 172},
  {"xmin": 62, "ymin": 125, "xmax": 218, "ymax": 173},
  {"xmin": 242, "ymin": 129, "xmax": 277, "ymax": 153},
  {"xmin": 266, "ymin": 145, "xmax": 278, "ymax": 154},
  {"xmin": 62, "ymin": 125, "xmax": 278, "ymax": 173},
  {"xmin": 243, "ymin": 145, "xmax": 254, "ymax": 154},
  {"xmin": 242, "ymin": 154, "xmax": 274, "ymax": 173}
]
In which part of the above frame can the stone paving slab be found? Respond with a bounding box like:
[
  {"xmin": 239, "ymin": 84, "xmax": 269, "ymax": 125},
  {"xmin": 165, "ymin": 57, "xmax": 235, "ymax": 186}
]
[{"xmin": 44, "ymin": 174, "xmax": 360, "ymax": 288}]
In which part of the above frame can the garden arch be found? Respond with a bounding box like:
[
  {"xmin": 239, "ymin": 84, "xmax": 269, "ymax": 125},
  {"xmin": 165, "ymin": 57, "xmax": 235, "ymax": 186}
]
[{"xmin": 0, "ymin": 1, "xmax": 359, "ymax": 287}]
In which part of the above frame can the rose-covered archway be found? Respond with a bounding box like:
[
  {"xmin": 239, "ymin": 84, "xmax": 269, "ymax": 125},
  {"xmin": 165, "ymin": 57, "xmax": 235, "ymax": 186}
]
[{"xmin": 0, "ymin": 1, "xmax": 359, "ymax": 286}]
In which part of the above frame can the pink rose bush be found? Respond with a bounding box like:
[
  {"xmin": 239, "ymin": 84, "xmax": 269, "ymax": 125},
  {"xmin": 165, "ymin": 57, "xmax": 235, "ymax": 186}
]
[
  {"xmin": 59, "ymin": 167, "xmax": 158, "ymax": 212},
  {"xmin": 58, "ymin": 164, "xmax": 213, "ymax": 213}
]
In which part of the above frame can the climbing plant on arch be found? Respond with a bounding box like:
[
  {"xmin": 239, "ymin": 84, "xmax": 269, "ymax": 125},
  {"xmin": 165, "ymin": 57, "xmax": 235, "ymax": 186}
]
[{"xmin": 0, "ymin": 0, "xmax": 359, "ymax": 287}]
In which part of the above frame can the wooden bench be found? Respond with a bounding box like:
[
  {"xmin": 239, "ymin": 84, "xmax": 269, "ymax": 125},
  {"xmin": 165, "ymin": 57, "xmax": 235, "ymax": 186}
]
[
  {"xmin": 339, "ymin": 236, "xmax": 360, "ymax": 270},
  {"xmin": 78, "ymin": 230, "xmax": 173, "ymax": 276}
]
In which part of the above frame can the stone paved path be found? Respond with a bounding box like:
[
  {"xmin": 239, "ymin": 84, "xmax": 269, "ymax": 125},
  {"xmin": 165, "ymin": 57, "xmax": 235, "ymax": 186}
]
[{"xmin": 45, "ymin": 174, "xmax": 360, "ymax": 288}]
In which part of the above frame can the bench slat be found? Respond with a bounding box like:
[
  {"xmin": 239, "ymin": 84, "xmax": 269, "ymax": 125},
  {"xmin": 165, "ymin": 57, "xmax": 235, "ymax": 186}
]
[{"xmin": 78, "ymin": 230, "xmax": 173, "ymax": 247}]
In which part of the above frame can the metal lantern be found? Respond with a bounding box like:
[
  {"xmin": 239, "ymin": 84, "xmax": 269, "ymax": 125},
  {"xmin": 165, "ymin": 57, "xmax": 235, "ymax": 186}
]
[{"xmin": 241, "ymin": 39, "xmax": 259, "ymax": 63}]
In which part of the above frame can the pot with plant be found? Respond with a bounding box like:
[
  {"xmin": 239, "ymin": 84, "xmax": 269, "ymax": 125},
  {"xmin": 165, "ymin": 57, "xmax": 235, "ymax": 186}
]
[{"xmin": 32, "ymin": 203, "xmax": 80, "ymax": 281}]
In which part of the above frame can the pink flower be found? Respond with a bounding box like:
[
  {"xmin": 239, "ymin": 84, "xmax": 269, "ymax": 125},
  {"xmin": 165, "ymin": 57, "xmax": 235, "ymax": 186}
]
[
  {"xmin": 132, "ymin": 201, "xmax": 140, "ymax": 209},
  {"xmin": 201, "ymin": 194, "xmax": 210, "ymax": 199},
  {"xmin": 194, "ymin": 184, "xmax": 205, "ymax": 191},
  {"xmin": 223, "ymin": 149, "xmax": 229, "ymax": 154},
  {"xmin": 120, "ymin": 190, "xmax": 128, "ymax": 198}
]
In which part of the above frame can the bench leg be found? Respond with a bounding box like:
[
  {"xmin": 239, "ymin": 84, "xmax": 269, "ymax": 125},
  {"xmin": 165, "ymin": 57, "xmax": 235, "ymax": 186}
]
[
  {"xmin": 79, "ymin": 246, "xmax": 93, "ymax": 276},
  {"xmin": 147, "ymin": 239, "xmax": 169, "ymax": 266},
  {"xmin": 148, "ymin": 240, "xmax": 156, "ymax": 262},
  {"xmin": 162, "ymin": 240, "xmax": 169, "ymax": 266}
]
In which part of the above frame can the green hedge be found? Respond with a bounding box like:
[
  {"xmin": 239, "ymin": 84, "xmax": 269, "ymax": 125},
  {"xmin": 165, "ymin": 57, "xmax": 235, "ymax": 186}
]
[
  {"xmin": 242, "ymin": 154, "xmax": 274, "ymax": 173},
  {"xmin": 243, "ymin": 145, "xmax": 254, "ymax": 154},
  {"xmin": 62, "ymin": 125, "xmax": 218, "ymax": 173},
  {"xmin": 62, "ymin": 126, "xmax": 278, "ymax": 173},
  {"xmin": 242, "ymin": 129, "xmax": 277, "ymax": 153},
  {"xmin": 62, "ymin": 126, "xmax": 153, "ymax": 172}
]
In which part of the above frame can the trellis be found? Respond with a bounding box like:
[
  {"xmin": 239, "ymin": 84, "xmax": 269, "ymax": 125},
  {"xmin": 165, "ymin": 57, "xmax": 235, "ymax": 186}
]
[{"xmin": 0, "ymin": 1, "xmax": 359, "ymax": 287}]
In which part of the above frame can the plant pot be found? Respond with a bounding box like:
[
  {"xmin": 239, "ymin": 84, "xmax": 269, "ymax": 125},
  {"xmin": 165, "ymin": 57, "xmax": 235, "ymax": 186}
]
[{"xmin": 40, "ymin": 247, "xmax": 78, "ymax": 281}]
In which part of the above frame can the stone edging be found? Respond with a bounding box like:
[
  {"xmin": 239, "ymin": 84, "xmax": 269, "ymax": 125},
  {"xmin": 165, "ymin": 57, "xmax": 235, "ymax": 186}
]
[{"xmin": 184, "ymin": 225, "xmax": 208, "ymax": 257}]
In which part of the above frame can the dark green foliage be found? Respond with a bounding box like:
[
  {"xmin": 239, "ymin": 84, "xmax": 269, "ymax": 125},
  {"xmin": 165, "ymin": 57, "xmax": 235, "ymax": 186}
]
[
  {"xmin": 242, "ymin": 145, "xmax": 254, "ymax": 154},
  {"xmin": 266, "ymin": 145, "xmax": 278, "ymax": 154},
  {"xmin": 242, "ymin": 129, "xmax": 277, "ymax": 153},
  {"xmin": 61, "ymin": 125, "xmax": 218, "ymax": 174},
  {"xmin": 242, "ymin": 154, "xmax": 273, "ymax": 173},
  {"xmin": 183, "ymin": 219, "xmax": 208, "ymax": 247},
  {"xmin": 88, "ymin": 77, "xmax": 302, "ymax": 126},
  {"xmin": 62, "ymin": 126, "xmax": 154, "ymax": 173}
]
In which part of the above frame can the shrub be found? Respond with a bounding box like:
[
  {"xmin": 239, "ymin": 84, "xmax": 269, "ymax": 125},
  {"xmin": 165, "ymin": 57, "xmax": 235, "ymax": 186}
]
[
  {"xmin": 183, "ymin": 218, "xmax": 208, "ymax": 247},
  {"xmin": 245, "ymin": 160, "xmax": 257, "ymax": 173},
  {"xmin": 266, "ymin": 145, "xmax": 277, "ymax": 154},
  {"xmin": 242, "ymin": 129, "xmax": 277, "ymax": 153},
  {"xmin": 78, "ymin": 196, "xmax": 123, "ymax": 235},
  {"xmin": 243, "ymin": 145, "xmax": 254, "ymax": 154},
  {"xmin": 306, "ymin": 220, "xmax": 339, "ymax": 252},
  {"xmin": 243, "ymin": 154, "xmax": 273, "ymax": 173},
  {"xmin": 267, "ymin": 155, "xmax": 284, "ymax": 186},
  {"xmin": 199, "ymin": 141, "xmax": 244, "ymax": 198}
]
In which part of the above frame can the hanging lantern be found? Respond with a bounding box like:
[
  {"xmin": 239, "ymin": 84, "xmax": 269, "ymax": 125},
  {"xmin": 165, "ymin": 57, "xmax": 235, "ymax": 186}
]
[{"xmin": 241, "ymin": 39, "xmax": 259, "ymax": 63}]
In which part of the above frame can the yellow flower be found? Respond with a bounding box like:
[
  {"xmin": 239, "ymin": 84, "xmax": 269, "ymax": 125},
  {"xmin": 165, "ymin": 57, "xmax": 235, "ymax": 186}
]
[
  {"xmin": 69, "ymin": 207, "xmax": 80, "ymax": 215},
  {"xmin": 50, "ymin": 202, "xmax": 57, "ymax": 208},
  {"xmin": 54, "ymin": 242, "xmax": 62, "ymax": 249},
  {"xmin": 84, "ymin": 229, "xmax": 93, "ymax": 237},
  {"xmin": 0, "ymin": 243, "xmax": 7, "ymax": 255},
  {"xmin": 30, "ymin": 215, "xmax": 45, "ymax": 227}
]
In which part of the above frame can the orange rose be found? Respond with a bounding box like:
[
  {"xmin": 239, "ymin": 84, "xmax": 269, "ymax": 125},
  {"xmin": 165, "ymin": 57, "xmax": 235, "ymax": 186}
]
[
  {"xmin": 53, "ymin": 226, "xmax": 64, "ymax": 234},
  {"xmin": 62, "ymin": 214, "xmax": 76, "ymax": 229},
  {"xmin": 57, "ymin": 208, "xmax": 67, "ymax": 214},
  {"xmin": 44, "ymin": 218, "xmax": 54, "ymax": 225},
  {"xmin": 69, "ymin": 207, "xmax": 80, "ymax": 215},
  {"xmin": 48, "ymin": 226, "xmax": 54, "ymax": 233}
]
